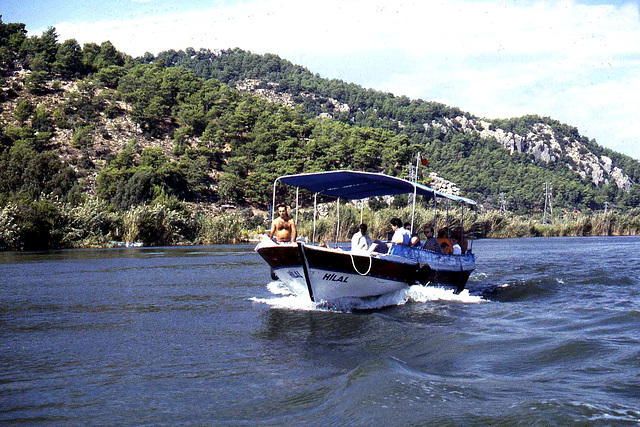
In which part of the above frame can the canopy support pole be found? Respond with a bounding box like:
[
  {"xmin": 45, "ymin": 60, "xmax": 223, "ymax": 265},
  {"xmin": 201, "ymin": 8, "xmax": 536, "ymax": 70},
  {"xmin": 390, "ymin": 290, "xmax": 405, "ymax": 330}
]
[
  {"xmin": 270, "ymin": 178, "xmax": 278, "ymax": 230},
  {"xmin": 312, "ymin": 193, "xmax": 317, "ymax": 244},
  {"xmin": 335, "ymin": 198, "xmax": 340, "ymax": 247},
  {"xmin": 411, "ymin": 185, "xmax": 417, "ymax": 233},
  {"xmin": 433, "ymin": 195, "xmax": 437, "ymax": 232},
  {"xmin": 409, "ymin": 154, "xmax": 420, "ymax": 233},
  {"xmin": 471, "ymin": 206, "xmax": 475, "ymax": 253},
  {"xmin": 446, "ymin": 199, "xmax": 450, "ymax": 238},
  {"xmin": 461, "ymin": 202, "xmax": 465, "ymax": 253},
  {"xmin": 295, "ymin": 187, "xmax": 299, "ymax": 226}
]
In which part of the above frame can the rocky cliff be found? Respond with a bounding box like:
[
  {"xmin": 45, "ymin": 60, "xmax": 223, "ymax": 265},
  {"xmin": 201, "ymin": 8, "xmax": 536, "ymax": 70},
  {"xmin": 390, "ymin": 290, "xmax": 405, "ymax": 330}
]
[{"xmin": 424, "ymin": 116, "xmax": 632, "ymax": 191}]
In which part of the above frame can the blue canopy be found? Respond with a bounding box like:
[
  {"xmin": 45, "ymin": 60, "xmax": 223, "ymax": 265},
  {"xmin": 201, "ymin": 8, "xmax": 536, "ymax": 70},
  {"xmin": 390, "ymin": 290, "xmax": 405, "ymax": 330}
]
[{"xmin": 276, "ymin": 170, "xmax": 476, "ymax": 206}]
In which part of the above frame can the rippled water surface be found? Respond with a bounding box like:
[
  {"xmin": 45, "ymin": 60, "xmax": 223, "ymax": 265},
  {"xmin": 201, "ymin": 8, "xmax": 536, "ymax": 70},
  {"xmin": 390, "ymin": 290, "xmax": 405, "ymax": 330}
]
[{"xmin": 1, "ymin": 237, "xmax": 639, "ymax": 425}]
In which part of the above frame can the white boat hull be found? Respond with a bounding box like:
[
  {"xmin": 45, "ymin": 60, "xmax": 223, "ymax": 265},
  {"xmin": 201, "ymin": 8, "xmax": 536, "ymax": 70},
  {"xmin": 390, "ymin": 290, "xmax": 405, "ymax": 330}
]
[
  {"xmin": 271, "ymin": 265, "xmax": 309, "ymax": 297},
  {"xmin": 305, "ymin": 267, "xmax": 408, "ymax": 302},
  {"xmin": 256, "ymin": 242, "xmax": 475, "ymax": 303}
]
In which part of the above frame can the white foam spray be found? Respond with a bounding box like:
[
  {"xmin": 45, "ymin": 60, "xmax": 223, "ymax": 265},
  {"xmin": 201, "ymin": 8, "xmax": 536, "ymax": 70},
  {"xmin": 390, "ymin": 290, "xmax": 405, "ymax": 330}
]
[
  {"xmin": 250, "ymin": 281, "xmax": 486, "ymax": 312},
  {"xmin": 406, "ymin": 285, "xmax": 485, "ymax": 304},
  {"xmin": 249, "ymin": 281, "xmax": 321, "ymax": 311}
]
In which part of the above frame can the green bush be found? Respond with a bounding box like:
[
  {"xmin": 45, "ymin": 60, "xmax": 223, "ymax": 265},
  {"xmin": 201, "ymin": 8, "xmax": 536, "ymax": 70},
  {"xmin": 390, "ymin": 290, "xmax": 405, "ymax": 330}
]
[
  {"xmin": 0, "ymin": 203, "xmax": 22, "ymax": 250},
  {"xmin": 14, "ymin": 99, "xmax": 33, "ymax": 122},
  {"xmin": 196, "ymin": 211, "xmax": 242, "ymax": 244},
  {"xmin": 0, "ymin": 198, "xmax": 64, "ymax": 250},
  {"xmin": 71, "ymin": 124, "xmax": 93, "ymax": 148},
  {"xmin": 123, "ymin": 203, "xmax": 194, "ymax": 246},
  {"xmin": 59, "ymin": 198, "xmax": 122, "ymax": 247},
  {"xmin": 24, "ymin": 70, "xmax": 48, "ymax": 94}
]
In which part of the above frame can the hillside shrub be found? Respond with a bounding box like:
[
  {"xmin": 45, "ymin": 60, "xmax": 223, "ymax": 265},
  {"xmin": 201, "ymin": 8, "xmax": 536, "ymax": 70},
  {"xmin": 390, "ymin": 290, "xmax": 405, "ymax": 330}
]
[
  {"xmin": 0, "ymin": 203, "xmax": 22, "ymax": 250},
  {"xmin": 0, "ymin": 198, "xmax": 64, "ymax": 250},
  {"xmin": 122, "ymin": 203, "xmax": 194, "ymax": 246},
  {"xmin": 14, "ymin": 99, "xmax": 33, "ymax": 122},
  {"xmin": 196, "ymin": 212, "xmax": 242, "ymax": 244},
  {"xmin": 59, "ymin": 198, "xmax": 122, "ymax": 247}
]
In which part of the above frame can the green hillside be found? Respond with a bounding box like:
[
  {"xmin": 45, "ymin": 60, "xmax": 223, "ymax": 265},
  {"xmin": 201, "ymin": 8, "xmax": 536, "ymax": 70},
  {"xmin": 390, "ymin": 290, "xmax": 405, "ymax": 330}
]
[
  {"xmin": 1, "ymin": 18, "xmax": 639, "ymax": 249},
  {"xmin": 151, "ymin": 47, "xmax": 640, "ymax": 212}
]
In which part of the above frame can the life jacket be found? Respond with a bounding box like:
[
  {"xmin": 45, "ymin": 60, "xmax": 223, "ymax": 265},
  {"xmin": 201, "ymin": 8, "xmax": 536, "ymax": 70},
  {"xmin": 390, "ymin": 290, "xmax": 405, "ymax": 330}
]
[{"xmin": 438, "ymin": 238, "xmax": 453, "ymax": 255}]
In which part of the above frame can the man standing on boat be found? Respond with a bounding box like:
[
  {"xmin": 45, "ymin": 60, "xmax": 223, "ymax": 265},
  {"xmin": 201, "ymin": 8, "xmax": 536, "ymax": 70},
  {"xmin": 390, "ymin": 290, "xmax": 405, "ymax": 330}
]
[{"xmin": 268, "ymin": 204, "xmax": 297, "ymax": 243}]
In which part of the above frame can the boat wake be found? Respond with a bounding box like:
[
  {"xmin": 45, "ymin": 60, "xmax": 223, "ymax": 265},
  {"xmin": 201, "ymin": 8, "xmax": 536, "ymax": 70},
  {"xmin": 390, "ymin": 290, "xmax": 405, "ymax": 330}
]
[
  {"xmin": 406, "ymin": 285, "xmax": 485, "ymax": 304},
  {"xmin": 249, "ymin": 281, "xmax": 319, "ymax": 311},
  {"xmin": 250, "ymin": 281, "xmax": 486, "ymax": 312}
]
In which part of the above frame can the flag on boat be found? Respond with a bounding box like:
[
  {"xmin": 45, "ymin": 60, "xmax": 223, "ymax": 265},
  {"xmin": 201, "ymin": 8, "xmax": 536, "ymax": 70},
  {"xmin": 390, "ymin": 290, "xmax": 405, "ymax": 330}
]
[{"xmin": 420, "ymin": 155, "xmax": 429, "ymax": 166}]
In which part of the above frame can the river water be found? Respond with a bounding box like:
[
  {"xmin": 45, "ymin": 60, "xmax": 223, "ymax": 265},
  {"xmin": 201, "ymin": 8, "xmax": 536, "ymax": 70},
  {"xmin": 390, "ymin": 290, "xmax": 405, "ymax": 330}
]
[{"xmin": 1, "ymin": 237, "xmax": 639, "ymax": 425}]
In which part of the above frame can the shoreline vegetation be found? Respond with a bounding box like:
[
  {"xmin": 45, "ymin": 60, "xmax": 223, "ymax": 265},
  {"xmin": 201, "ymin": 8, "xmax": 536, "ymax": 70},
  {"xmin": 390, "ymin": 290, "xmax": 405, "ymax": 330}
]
[{"xmin": 1, "ymin": 197, "xmax": 638, "ymax": 251}]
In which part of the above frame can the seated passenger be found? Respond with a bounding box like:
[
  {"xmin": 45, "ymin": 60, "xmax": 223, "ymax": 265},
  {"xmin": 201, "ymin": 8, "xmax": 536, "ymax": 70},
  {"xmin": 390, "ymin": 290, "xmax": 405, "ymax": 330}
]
[
  {"xmin": 389, "ymin": 217, "xmax": 410, "ymax": 255},
  {"xmin": 422, "ymin": 226, "xmax": 443, "ymax": 253},
  {"xmin": 391, "ymin": 218, "xmax": 411, "ymax": 245},
  {"xmin": 451, "ymin": 227, "xmax": 468, "ymax": 253},
  {"xmin": 351, "ymin": 223, "xmax": 373, "ymax": 253},
  {"xmin": 437, "ymin": 227, "xmax": 448, "ymax": 239},
  {"xmin": 405, "ymin": 222, "xmax": 420, "ymax": 247},
  {"xmin": 451, "ymin": 238, "xmax": 462, "ymax": 255},
  {"xmin": 439, "ymin": 238, "xmax": 453, "ymax": 255}
]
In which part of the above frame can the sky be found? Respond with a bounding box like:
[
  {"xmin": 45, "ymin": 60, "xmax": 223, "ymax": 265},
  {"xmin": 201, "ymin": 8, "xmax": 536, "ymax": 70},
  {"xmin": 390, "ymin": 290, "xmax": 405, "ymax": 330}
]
[{"xmin": 3, "ymin": 0, "xmax": 640, "ymax": 160}]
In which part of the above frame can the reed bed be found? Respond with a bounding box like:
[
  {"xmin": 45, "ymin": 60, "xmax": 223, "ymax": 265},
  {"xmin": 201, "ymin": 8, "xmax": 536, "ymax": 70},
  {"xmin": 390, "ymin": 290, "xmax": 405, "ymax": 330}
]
[{"xmin": 1, "ymin": 197, "xmax": 639, "ymax": 250}]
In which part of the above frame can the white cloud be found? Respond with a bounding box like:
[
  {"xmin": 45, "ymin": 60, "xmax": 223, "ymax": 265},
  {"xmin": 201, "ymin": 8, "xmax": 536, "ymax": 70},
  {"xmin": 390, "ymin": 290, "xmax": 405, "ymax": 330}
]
[{"xmin": 50, "ymin": 0, "xmax": 640, "ymax": 160}]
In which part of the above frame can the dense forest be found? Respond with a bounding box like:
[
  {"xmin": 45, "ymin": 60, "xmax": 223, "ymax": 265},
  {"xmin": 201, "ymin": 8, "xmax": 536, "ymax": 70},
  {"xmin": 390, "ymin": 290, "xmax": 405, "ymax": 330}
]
[
  {"xmin": 151, "ymin": 47, "xmax": 640, "ymax": 210},
  {"xmin": 1, "ymin": 17, "xmax": 639, "ymax": 250}
]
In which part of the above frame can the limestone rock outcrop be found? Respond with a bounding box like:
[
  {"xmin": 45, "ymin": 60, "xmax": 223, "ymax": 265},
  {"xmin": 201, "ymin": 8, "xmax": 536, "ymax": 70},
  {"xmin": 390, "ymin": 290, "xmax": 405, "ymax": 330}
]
[{"xmin": 424, "ymin": 116, "xmax": 632, "ymax": 191}]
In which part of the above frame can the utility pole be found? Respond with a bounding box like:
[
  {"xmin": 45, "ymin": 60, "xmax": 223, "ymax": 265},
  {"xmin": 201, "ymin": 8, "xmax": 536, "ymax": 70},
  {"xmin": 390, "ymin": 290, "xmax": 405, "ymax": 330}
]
[
  {"xmin": 543, "ymin": 182, "xmax": 553, "ymax": 224},
  {"xmin": 407, "ymin": 155, "xmax": 420, "ymax": 208},
  {"xmin": 408, "ymin": 164, "xmax": 418, "ymax": 183}
]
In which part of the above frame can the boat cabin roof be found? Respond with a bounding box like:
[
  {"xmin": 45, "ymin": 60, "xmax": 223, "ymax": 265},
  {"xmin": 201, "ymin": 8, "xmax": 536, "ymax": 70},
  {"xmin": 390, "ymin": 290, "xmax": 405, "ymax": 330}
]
[{"xmin": 277, "ymin": 170, "xmax": 476, "ymax": 206}]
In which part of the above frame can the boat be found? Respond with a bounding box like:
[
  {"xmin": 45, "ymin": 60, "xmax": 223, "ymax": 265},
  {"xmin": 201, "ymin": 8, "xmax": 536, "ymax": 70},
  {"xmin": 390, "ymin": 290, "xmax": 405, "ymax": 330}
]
[{"xmin": 255, "ymin": 169, "xmax": 477, "ymax": 304}]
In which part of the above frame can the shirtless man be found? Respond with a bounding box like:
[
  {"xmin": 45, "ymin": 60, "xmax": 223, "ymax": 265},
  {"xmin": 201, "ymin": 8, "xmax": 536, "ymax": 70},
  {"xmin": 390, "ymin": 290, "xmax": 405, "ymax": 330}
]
[{"xmin": 268, "ymin": 204, "xmax": 297, "ymax": 243}]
